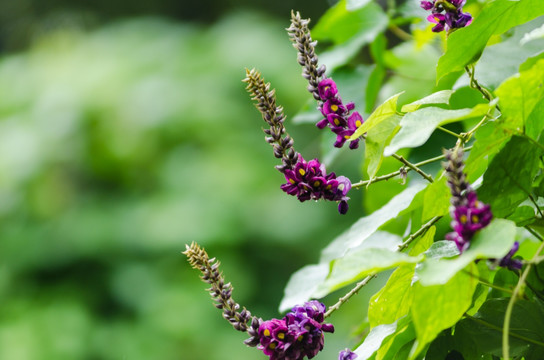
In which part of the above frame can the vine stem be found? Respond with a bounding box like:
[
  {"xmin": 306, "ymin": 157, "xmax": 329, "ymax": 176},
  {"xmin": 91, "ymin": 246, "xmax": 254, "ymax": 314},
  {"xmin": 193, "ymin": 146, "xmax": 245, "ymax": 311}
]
[
  {"xmin": 502, "ymin": 234, "xmax": 544, "ymax": 359},
  {"xmin": 391, "ymin": 154, "xmax": 434, "ymax": 183},
  {"xmin": 398, "ymin": 215, "xmax": 442, "ymax": 251},
  {"xmin": 325, "ymin": 215, "xmax": 443, "ymax": 319},
  {"xmin": 465, "ymin": 65, "xmax": 497, "ymax": 107},
  {"xmin": 352, "ymin": 146, "xmax": 473, "ymax": 189},
  {"xmin": 324, "ymin": 275, "xmax": 376, "ymax": 319}
]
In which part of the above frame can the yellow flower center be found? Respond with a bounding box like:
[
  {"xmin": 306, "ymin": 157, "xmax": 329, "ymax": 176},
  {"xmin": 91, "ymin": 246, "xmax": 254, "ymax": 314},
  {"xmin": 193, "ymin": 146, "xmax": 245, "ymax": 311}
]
[
  {"xmin": 264, "ymin": 329, "xmax": 271, "ymax": 337},
  {"xmin": 299, "ymin": 169, "xmax": 306, "ymax": 176},
  {"xmin": 331, "ymin": 104, "xmax": 339, "ymax": 112},
  {"xmin": 356, "ymin": 120, "xmax": 362, "ymax": 127},
  {"xmin": 289, "ymin": 178, "xmax": 295, "ymax": 184},
  {"xmin": 269, "ymin": 343, "xmax": 276, "ymax": 350},
  {"xmin": 314, "ymin": 181, "xmax": 321, "ymax": 187},
  {"xmin": 277, "ymin": 332, "xmax": 285, "ymax": 340},
  {"xmin": 334, "ymin": 119, "xmax": 340, "ymax": 125},
  {"xmin": 460, "ymin": 215, "xmax": 467, "ymax": 224},
  {"xmin": 472, "ymin": 215, "xmax": 479, "ymax": 223}
]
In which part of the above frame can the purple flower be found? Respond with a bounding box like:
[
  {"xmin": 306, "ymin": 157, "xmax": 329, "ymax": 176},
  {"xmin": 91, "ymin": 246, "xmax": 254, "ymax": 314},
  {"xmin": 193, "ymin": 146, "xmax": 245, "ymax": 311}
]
[
  {"xmin": 420, "ymin": 0, "xmax": 472, "ymax": 33},
  {"xmin": 444, "ymin": 149, "xmax": 492, "ymax": 253},
  {"xmin": 498, "ymin": 242, "xmax": 523, "ymax": 270},
  {"xmin": 257, "ymin": 301, "xmax": 334, "ymax": 360},
  {"xmin": 446, "ymin": 191, "xmax": 493, "ymax": 252},
  {"xmin": 318, "ymin": 78, "xmax": 338, "ymax": 99},
  {"xmin": 315, "ymin": 78, "xmax": 363, "ymax": 149},
  {"xmin": 339, "ymin": 349, "xmax": 358, "ymax": 360},
  {"xmin": 280, "ymin": 154, "xmax": 352, "ymax": 214}
]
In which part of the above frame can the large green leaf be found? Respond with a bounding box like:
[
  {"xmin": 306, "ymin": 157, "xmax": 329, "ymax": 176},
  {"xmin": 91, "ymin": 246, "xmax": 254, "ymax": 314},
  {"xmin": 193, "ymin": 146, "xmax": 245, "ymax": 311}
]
[
  {"xmin": 410, "ymin": 267, "xmax": 478, "ymax": 359},
  {"xmin": 416, "ymin": 219, "xmax": 517, "ymax": 286},
  {"xmin": 401, "ymin": 90, "xmax": 454, "ymax": 113},
  {"xmin": 313, "ymin": 1, "xmax": 388, "ymax": 69},
  {"xmin": 384, "ymin": 105, "xmax": 490, "ymax": 156},
  {"xmin": 314, "ymin": 247, "xmax": 422, "ymax": 298},
  {"xmin": 454, "ymin": 17, "xmax": 544, "ymax": 90},
  {"xmin": 436, "ymin": 0, "xmax": 544, "ymax": 81},
  {"xmin": 355, "ymin": 321, "xmax": 399, "ymax": 360},
  {"xmin": 495, "ymin": 58, "xmax": 544, "ymax": 131},
  {"xmin": 376, "ymin": 318, "xmax": 416, "ymax": 360},
  {"xmin": 421, "ymin": 176, "xmax": 450, "ymax": 222},
  {"xmin": 365, "ymin": 114, "xmax": 402, "ymax": 179},
  {"xmin": 350, "ymin": 92, "xmax": 403, "ymax": 139},
  {"xmin": 321, "ymin": 183, "xmax": 426, "ymax": 261},
  {"xmin": 478, "ymin": 135, "xmax": 542, "ymax": 217},
  {"xmin": 368, "ymin": 265, "xmax": 415, "ymax": 327},
  {"xmin": 464, "ymin": 122, "xmax": 512, "ymax": 182},
  {"xmin": 455, "ymin": 299, "xmax": 544, "ymax": 358},
  {"xmin": 278, "ymin": 263, "xmax": 330, "ymax": 312}
]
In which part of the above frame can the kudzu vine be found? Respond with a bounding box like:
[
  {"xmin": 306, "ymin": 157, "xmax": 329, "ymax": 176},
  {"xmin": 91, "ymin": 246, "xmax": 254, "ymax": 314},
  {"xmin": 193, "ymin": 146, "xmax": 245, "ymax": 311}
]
[{"xmin": 185, "ymin": 1, "xmax": 544, "ymax": 359}]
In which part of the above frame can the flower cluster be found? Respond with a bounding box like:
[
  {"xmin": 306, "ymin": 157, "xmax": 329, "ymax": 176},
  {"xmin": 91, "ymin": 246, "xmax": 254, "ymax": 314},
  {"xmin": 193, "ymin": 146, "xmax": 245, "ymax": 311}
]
[
  {"xmin": 281, "ymin": 154, "xmax": 351, "ymax": 214},
  {"xmin": 444, "ymin": 148, "xmax": 521, "ymax": 269},
  {"xmin": 338, "ymin": 349, "xmax": 358, "ymax": 360},
  {"xmin": 420, "ymin": 0, "xmax": 472, "ymax": 33},
  {"xmin": 445, "ymin": 190, "xmax": 492, "ymax": 252},
  {"xmin": 315, "ymin": 78, "xmax": 364, "ymax": 149},
  {"xmin": 257, "ymin": 300, "xmax": 334, "ymax": 360}
]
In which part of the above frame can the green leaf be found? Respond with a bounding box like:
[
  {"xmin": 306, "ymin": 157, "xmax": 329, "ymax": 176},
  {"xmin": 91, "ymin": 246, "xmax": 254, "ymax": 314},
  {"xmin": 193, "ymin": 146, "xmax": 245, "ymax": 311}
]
[
  {"xmin": 421, "ymin": 176, "xmax": 450, "ymax": 222},
  {"xmin": 368, "ymin": 265, "xmax": 416, "ymax": 327},
  {"xmin": 365, "ymin": 114, "xmax": 402, "ymax": 179},
  {"xmin": 495, "ymin": 58, "xmax": 544, "ymax": 131},
  {"xmin": 436, "ymin": 0, "xmax": 544, "ymax": 81},
  {"xmin": 416, "ymin": 219, "xmax": 517, "ymax": 286},
  {"xmin": 410, "ymin": 267, "xmax": 478, "ymax": 359},
  {"xmin": 347, "ymin": 0, "xmax": 372, "ymax": 11},
  {"xmin": 355, "ymin": 321, "xmax": 399, "ymax": 360},
  {"xmin": 478, "ymin": 135, "xmax": 542, "ymax": 218},
  {"xmin": 526, "ymin": 96, "xmax": 544, "ymax": 141},
  {"xmin": 454, "ymin": 18, "xmax": 544, "ymax": 90},
  {"xmin": 384, "ymin": 105, "xmax": 490, "ymax": 156},
  {"xmin": 422, "ymin": 240, "xmax": 460, "ymax": 260},
  {"xmin": 455, "ymin": 299, "xmax": 544, "ymax": 358},
  {"xmin": 313, "ymin": 1, "xmax": 388, "ymax": 69},
  {"xmin": 401, "ymin": 90, "xmax": 454, "ymax": 113},
  {"xmin": 279, "ymin": 263, "xmax": 330, "ymax": 312},
  {"xmin": 350, "ymin": 92, "xmax": 403, "ymax": 140},
  {"xmin": 464, "ymin": 122, "xmax": 512, "ymax": 182},
  {"xmin": 409, "ymin": 225, "xmax": 436, "ymax": 256},
  {"xmin": 376, "ymin": 317, "xmax": 416, "ymax": 360},
  {"xmin": 321, "ymin": 183, "xmax": 426, "ymax": 261},
  {"xmin": 314, "ymin": 248, "xmax": 422, "ymax": 298}
]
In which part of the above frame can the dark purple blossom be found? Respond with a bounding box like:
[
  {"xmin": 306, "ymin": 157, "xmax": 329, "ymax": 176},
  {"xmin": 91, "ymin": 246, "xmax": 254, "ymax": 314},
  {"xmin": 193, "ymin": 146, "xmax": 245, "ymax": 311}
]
[
  {"xmin": 316, "ymin": 78, "xmax": 363, "ymax": 149},
  {"xmin": 445, "ymin": 191, "xmax": 492, "ymax": 252},
  {"xmin": 339, "ymin": 349, "xmax": 358, "ymax": 360},
  {"xmin": 420, "ymin": 0, "xmax": 472, "ymax": 33},
  {"xmin": 444, "ymin": 148, "xmax": 492, "ymax": 253},
  {"xmin": 280, "ymin": 154, "xmax": 351, "ymax": 214},
  {"xmin": 489, "ymin": 241, "xmax": 523, "ymax": 271},
  {"xmin": 257, "ymin": 301, "xmax": 334, "ymax": 360}
]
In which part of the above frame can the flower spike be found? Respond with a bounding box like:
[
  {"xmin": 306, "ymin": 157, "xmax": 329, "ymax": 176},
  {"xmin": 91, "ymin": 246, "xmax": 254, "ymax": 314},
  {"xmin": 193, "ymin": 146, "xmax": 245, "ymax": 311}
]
[{"xmin": 183, "ymin": 242, "xmax": 255, "ymax": 333}]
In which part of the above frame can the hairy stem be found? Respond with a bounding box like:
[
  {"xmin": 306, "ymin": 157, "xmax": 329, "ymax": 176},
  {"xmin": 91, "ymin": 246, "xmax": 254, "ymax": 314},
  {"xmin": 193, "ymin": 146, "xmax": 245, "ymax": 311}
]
[
  {"xmin": 398, "ymin": 215, "xmax": 442, "ymax": 251},
  {"xmin": 324, "ymin": 275, "xmax": 376, "ymax": 319},
  {"xmin": 392, "ymin": 153, "xmax": 434, "ymax": 183}
]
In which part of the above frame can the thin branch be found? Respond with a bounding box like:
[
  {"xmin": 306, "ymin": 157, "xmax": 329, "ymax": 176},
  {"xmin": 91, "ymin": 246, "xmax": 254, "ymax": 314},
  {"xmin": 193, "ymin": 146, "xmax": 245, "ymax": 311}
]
[
  {"xmin": 397, "ymin": 216, "xmax": 442, "ymax": 251},
  {"xmin": 324, "ymin": 275, "xmax": 376, "ymax": 319},
  {"xmin": 351, "ymin": 146, "xmax": 473, "ymax": 189},
  {"xmin": 525, "ymin": 226, "xmax": 544, "ymax": 242},
  {"xmin": 392, "ymin": 153, "xmax": 434, "ymax": 183},
  {"xmin": 437, "ymin": 126, "xmax": 463, "ymax": 139}
]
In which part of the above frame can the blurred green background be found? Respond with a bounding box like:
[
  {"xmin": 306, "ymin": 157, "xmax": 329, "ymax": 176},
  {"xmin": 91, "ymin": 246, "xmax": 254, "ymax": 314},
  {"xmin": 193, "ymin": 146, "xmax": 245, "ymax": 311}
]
[{"xmin": 0, "ymin": 1, "xmax": 379, "ymax": 359}]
